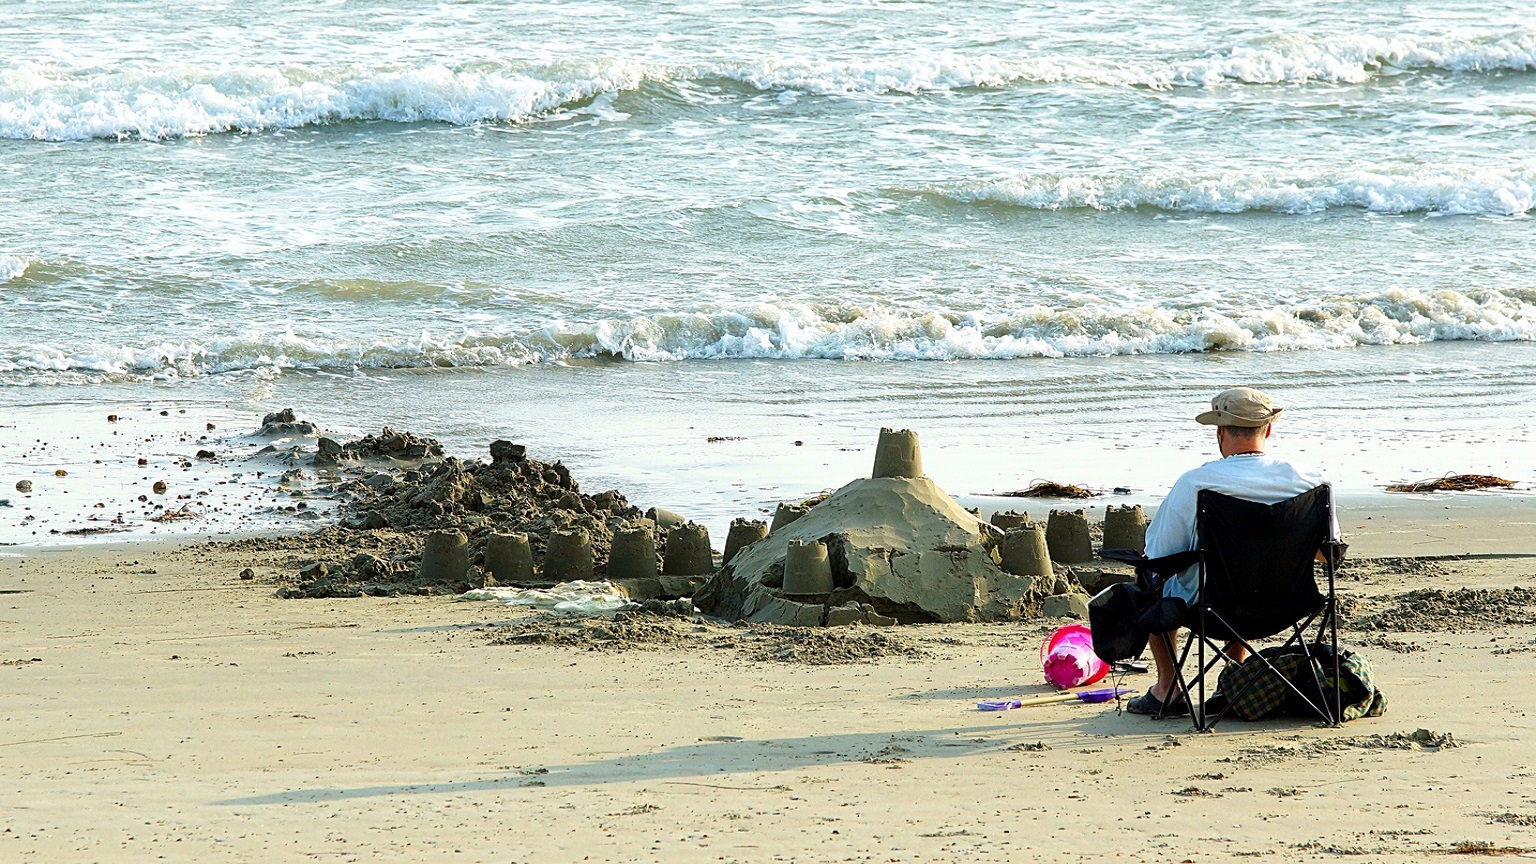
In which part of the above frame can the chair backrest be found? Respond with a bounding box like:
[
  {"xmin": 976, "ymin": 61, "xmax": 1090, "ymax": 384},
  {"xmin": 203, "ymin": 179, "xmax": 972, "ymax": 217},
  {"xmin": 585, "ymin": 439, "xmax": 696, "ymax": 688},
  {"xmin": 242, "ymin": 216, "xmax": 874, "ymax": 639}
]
[{"xmin": 1194, "ymin": 485, "xmax": 1331, "ymax": 640}]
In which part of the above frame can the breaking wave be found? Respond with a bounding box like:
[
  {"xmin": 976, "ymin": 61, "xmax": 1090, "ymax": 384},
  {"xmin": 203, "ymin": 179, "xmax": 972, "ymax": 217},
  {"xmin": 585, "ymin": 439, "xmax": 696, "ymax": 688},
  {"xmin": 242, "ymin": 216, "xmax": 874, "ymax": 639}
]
[
  {"xmin": 934, "ymin": 167, "xmax": 1536, "ymax": 217},
  {"xmin": 5, "ymin": 287, "xmax": 1534, "ymax": 384},
  {"xmin": 3, "ymin": 28, "xmax": 1534, "ymax": 140}
]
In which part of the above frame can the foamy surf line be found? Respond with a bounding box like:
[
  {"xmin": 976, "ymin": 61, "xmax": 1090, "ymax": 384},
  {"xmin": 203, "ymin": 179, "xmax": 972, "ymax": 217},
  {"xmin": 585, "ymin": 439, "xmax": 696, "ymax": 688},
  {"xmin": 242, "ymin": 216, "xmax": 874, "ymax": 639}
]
[
  {"xmin": 933, "ymin": 168, "xmax": 1536, "ymax": 217},
  {"xmin": 3, "ymin": 288, "xmax": 1534, "ymax": 383},
  {"xmin": 3, "ymin": 28, "xmax": 1534, "ymax": 140}
]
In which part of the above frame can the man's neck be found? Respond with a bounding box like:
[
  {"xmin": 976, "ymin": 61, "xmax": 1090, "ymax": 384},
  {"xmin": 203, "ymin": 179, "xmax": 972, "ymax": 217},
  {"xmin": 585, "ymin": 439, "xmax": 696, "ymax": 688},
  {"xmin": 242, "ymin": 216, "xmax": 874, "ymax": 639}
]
[{"xmin": 1217, "ymin": 431, "xmax": 1267, "ymax": 458}]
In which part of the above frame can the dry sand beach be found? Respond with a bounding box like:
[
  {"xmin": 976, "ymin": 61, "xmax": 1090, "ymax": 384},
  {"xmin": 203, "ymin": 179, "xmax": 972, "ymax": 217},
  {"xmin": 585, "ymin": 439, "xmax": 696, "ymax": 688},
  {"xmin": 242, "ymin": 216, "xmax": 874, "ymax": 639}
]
[{"xmin": 4, "ymin": 422, "xmax": 1536, "ymax": 863}]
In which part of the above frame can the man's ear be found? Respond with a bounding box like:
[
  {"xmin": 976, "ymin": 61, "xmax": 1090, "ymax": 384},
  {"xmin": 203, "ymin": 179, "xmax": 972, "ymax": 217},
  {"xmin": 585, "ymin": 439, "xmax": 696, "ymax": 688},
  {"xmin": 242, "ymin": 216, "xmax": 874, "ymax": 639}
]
[{"xmin": 1264, "ymin": 424, "xmax": 1273, "ymax": 439}]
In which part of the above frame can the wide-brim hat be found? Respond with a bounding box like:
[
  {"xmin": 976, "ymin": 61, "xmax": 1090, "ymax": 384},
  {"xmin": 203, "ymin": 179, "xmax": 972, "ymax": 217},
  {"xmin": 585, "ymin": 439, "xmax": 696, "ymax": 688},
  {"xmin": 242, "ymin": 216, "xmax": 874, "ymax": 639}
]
[{"xmin": 1195, "ymin": 387, "xmax": 1283, "ymax": 427}]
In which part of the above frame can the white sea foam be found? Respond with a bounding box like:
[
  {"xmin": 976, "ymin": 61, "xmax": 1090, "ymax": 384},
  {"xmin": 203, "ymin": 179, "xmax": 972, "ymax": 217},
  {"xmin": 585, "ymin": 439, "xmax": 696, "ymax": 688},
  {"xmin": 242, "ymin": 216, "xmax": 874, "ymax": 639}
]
[
  {"xmin": 0, "ymin": 255, "xmax": 32, "ymax": 282},
  {"xmin": 1162, "ymin": 30, "xmax": 1536, "ymax": 86},
  {"xmin": 3, "ymin": 29, "xmax": 1534, "ymax": 140},
  {"xmin": 0, "ymin": 60, "xmax": 656, "ymax": 141},
  {"xmin": 4, "ymin": 288, "xmax": 1533, "ymax": 384},
  {"xmin": 936, "ymin": 168, "xmax": 1536, "ymax": 216}
]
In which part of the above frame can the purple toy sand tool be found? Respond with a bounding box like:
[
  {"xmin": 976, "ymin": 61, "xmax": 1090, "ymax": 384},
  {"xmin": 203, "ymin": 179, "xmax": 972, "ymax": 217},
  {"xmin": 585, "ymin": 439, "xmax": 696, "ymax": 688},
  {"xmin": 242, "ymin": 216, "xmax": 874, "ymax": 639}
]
[
  {"xmin": 978, "ymin": 686, "xmax": 1131, "ymax": 711},
  {"xmin": 1075, "ymin": 686, "xmax": 1133, "ymax": 703},
  {"xmin": 977, "ymin": 699, "xmax": 1024, "ymax": 711}
]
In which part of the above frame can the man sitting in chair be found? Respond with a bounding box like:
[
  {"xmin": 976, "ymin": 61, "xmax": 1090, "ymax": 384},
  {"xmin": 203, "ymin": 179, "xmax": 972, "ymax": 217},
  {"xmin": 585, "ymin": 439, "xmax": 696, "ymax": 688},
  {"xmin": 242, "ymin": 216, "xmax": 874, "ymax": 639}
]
[{"xmin": 1126, "ymin": 387, "xmax": 1340, "ymax": 717}]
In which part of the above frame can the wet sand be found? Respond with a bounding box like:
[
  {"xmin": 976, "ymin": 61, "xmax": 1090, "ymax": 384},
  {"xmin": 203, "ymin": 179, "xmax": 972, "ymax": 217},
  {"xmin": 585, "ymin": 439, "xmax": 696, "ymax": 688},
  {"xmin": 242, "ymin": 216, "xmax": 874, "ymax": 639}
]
[{"xmin": 4, "ymin": 509, "xmax": 1535, "ymax": 863}]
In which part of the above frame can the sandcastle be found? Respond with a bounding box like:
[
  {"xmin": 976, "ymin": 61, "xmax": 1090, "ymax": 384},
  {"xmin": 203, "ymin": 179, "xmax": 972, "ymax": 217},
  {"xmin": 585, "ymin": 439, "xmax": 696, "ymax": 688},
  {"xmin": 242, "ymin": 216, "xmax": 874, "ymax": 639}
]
[
  {"xmin": 607, "ymin": 528, "xmax": 658, "ymax": 580},
  {"xmin": 664, "ymin": 523, "xmax": 714, "ymax": 576},
  {"xmin": 1046, "ymin": 509, "xmax": 1094, "ymax": 563},
  {"xmin": 695, "ymin": 429, "xmax": 1060, "ymax": 626}
]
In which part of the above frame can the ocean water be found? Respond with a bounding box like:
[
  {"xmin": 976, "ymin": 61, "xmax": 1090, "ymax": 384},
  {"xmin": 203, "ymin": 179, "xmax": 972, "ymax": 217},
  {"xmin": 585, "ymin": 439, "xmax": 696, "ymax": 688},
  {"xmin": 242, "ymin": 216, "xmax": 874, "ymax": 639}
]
[{"xmin": 2, "ymin": 0, "xmax": 1534, "ymax": 542}]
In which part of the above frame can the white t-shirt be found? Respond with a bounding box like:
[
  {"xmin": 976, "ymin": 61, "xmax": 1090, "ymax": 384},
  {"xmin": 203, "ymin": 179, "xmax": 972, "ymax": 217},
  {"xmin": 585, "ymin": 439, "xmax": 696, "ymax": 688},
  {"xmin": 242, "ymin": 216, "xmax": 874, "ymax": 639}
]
[{"xmin": 1144, "ymin": 453, "xmax": 1340, "ymax": 603}]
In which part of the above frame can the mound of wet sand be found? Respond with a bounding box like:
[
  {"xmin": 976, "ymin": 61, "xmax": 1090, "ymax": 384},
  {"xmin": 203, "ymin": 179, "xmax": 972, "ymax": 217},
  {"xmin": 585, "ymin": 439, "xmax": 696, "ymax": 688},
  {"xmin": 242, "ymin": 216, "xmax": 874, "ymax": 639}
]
[
  {"xmin": 1350, "ymin": 586, "xmax": 1536, "ymax": 632},
  {"xmin": 1221, "ymin": 729, "xmax": 1459, "ymax": 767},
  {"xmin": 695, "ymin": 475, "xmax": 1052, "ymax": 626},
  {"xmin": 227, "ymin": 417, "xmax": 659, "ymax": 598},
  {"xmin": 490, "ymin": 610, "xmax": 713, "ymax": 651},
  {"xmin": 738, "ymin": 626, "xmax": 931, "ymax": 665},
  {"xmin": 485, "ymin": 611, "xmax": 932, "ymax": 665}
]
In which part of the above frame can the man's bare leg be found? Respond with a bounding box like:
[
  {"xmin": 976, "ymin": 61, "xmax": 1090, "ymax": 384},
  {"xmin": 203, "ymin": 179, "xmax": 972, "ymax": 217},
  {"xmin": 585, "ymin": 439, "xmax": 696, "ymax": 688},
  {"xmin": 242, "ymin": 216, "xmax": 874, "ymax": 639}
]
[{"xmin": 1148, "ymin": 628, "xmax": 1183, "ymax": 701}]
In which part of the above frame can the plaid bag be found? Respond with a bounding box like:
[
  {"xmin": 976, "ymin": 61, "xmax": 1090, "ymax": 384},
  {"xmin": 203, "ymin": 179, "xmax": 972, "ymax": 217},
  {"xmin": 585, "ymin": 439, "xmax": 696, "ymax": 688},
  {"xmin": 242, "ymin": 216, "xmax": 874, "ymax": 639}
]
[{"xmin": 1217, "ymin": 644, "xmax": 1388, "ymax": 722}]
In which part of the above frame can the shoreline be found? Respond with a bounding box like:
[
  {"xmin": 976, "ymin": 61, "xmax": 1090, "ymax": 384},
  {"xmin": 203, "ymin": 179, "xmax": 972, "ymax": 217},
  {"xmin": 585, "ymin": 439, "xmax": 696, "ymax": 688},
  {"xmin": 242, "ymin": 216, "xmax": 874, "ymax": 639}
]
[
  {"xmin": 4, "ymin": 396, "xmax": 1533, "ymax": 558},
  {"xmin": 6, "ymin": 344, "xmax": 1536, "ymax": 550},
  {"xmin": 7, "ymin": 489, "xmax": 1534, "ymax": 562}
]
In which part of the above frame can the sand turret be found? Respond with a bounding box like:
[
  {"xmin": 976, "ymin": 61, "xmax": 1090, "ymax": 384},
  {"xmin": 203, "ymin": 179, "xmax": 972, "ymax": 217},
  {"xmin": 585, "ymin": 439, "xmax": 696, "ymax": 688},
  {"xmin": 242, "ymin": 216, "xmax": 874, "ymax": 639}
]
[
  {"xmin": 420, "ymin": 530, "xmax": 469, "ymax": 584},
  {"xmin": 1000, "ymin": 523, "xmax": 1053, "ymax": 580},
  {"xmin": 484, "ymin": 532, "xmax": 533, "ymax": 585},
  {"xmin": 1102, "ymin": 504, "xmax": 1148, "ymax": 553},
  {"xmin": 1046, "ymin": 509, "xmax": 1094, "ymax": 563},
  {"xmin": 723, "ymin": 518, "xmax": 768, "ymax": 565},
  {"xmin": 544, "ymin": 529, "xmax": 594, "ymax": 582},
  {"xmin": 607, "ymin": 527, "xmax": 659, "ymax": 580},
  {"xmin": 871, "ymin": 427, "xmax": 923, "ymax": 479},
  {"xmin": 663, "ymin": 523, "xmax": 714, "ymax": 576},
  {"xmin": 783, "ymin": 539, "xmax": 834, "ymax": 596}
]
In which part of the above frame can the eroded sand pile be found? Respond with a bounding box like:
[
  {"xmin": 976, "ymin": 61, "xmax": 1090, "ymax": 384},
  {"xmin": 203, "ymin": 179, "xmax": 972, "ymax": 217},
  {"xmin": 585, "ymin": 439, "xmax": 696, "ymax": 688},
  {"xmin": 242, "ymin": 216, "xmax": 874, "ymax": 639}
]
[
  {"xmin": 1349, "ymin": 586, "xmax": 1536, "ymax": 632},
  {"xmin": 486, "ymin": 610, "xmax": 933, "ymax": 664},
  {"xmin": 695, "ymin": 475, "xmax": 1045, "ymax": 625},
  {"xmin": 255, "ymin": 418, "xmax": 1103, "ymax": 626},
  {"xmin": 269, "ymin": 422, "xmax": 655, "ymax": 598}
]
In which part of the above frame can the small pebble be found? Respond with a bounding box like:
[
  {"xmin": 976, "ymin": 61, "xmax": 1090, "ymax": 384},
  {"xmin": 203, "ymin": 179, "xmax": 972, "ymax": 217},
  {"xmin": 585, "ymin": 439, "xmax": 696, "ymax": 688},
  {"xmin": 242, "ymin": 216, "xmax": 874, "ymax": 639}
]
[
  {"xmin": 15, "ymin": 480, "xmax": 32, "ymax": 493},
  {"xmin": 152, "ymin": 480, "xmax": 168, "ymax": 494}
]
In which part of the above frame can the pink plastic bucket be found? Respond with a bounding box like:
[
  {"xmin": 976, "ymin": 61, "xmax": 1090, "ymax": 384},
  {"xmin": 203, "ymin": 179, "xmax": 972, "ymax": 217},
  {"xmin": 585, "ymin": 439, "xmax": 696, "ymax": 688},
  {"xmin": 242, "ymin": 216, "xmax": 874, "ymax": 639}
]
[{"xmin": 1039, "ymin": 623, "xmax": 1109, "ymax": 690}]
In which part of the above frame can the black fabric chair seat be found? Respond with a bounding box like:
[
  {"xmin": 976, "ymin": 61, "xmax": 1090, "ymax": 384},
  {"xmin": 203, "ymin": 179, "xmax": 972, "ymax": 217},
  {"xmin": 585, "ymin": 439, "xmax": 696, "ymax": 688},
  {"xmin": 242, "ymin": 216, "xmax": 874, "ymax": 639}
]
[{"xmin": 1160, "ymin": 485, "xmax": 1344, "ymax": 730}]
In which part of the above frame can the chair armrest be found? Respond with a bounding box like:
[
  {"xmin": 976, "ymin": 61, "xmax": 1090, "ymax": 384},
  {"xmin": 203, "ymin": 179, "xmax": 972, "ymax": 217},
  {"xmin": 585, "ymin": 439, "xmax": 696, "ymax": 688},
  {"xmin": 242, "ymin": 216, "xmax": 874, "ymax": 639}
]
[
  {"xmin": 1100, "ymin": 548, "xmax": 1201, "ymax": 575},
  {"xmin": 1321, "ymin": 540, "xmax": 1348, "ymax": 570}
]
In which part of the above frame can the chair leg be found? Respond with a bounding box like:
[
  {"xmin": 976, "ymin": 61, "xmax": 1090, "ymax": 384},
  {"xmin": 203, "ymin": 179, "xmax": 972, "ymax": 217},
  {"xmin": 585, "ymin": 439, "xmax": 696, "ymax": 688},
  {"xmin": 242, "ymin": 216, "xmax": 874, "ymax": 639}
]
[
  {"xmin": 1157, "ymin": 630, "xmax": 1192, "ymax": 722},
  {"xmin": 1329, "ymin": 565, "xmax": 1342, "ymax": 726},
  {"xmin": 1163, "ymin": 627, "xmax": 1233, "ymax": 731},
  {"xmin": 1306, "ymin": 593, "xmax": 1343, "ymax": 727}
]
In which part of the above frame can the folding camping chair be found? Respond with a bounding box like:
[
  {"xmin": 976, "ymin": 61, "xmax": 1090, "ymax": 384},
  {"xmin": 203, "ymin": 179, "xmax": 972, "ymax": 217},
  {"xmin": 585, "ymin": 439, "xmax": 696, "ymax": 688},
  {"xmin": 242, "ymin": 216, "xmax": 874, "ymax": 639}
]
[{"xmin": 1154, "ymin": 485, "xmax": 1347, "ymax": 731}]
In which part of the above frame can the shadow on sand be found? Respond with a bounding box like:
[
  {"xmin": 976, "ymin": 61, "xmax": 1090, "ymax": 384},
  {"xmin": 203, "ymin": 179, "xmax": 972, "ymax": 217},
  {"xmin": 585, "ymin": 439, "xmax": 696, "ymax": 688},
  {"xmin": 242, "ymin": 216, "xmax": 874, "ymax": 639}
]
[{"xmin": 213, "ymin": 707, "xmax": 1288, "ymax": 807}]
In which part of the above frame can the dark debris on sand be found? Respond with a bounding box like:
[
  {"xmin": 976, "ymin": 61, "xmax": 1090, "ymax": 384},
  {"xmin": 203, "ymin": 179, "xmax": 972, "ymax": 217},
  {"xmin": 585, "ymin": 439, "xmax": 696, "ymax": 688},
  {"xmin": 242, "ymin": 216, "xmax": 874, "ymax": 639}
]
[
  {"xmin": 999, "ymin": 481, "xmax": 1098, "ymax": 499},
  {"xmin": 1385, "ymin": 473, "xmax": 1517, "ymax": 493}
]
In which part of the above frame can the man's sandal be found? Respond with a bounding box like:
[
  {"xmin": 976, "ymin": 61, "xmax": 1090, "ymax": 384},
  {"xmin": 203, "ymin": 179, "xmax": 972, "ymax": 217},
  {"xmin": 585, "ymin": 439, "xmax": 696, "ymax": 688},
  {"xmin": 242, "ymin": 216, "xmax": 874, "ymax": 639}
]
[{"xmin": 1126, "ymin": 688, "xmax": 1189, "ymax": 717}]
